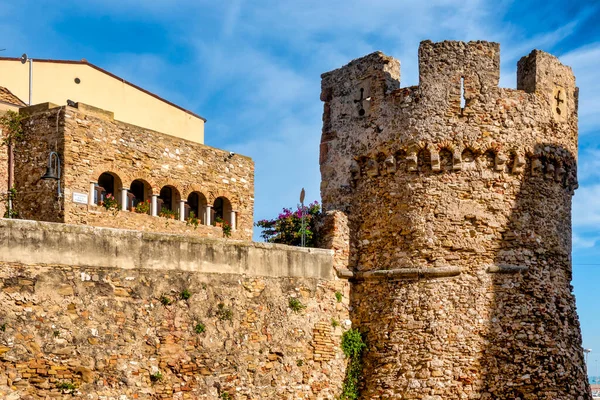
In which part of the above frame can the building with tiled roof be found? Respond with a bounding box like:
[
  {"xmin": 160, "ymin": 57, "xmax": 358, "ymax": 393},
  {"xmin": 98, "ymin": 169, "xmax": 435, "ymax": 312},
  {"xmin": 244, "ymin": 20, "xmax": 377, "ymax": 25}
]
[
  {"xmin": 0, "ymin": 86, "xmax": 26, "ymax": 111},
  {"xmin": 0, "ymin": 57, "xmax": 205, "ymax": 143}
]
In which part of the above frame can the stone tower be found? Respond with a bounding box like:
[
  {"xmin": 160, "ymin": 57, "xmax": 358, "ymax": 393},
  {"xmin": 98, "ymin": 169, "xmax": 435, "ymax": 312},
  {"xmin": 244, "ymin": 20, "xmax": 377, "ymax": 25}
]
[{"xmin": 320, "ymin": 41, "xmax": 591, "ymax": 398}]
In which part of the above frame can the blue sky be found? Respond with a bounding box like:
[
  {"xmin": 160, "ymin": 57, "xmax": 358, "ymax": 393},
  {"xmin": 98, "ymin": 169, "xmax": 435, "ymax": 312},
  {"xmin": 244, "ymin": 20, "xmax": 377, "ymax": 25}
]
[{"xmin": 2, "ymin": 0, "xmax": 599, "ymax": 375}]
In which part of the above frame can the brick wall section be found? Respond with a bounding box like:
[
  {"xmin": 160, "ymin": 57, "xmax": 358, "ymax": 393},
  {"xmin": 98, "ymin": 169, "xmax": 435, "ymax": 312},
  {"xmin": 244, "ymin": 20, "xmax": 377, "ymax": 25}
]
[
  {"xmin": 0, "ymin": 263, "xmax": 350, "ymax": 399},
  {"xmin": 319, "ymin": 41, "xmax": 591, "ymax": 398},
  {"xmin": 0, "ymin": 219, "xmax": 350, "ymax": 398},
  {"xmin": 14, "ymin": 103, "xmax": 254, "ymax": 240}
]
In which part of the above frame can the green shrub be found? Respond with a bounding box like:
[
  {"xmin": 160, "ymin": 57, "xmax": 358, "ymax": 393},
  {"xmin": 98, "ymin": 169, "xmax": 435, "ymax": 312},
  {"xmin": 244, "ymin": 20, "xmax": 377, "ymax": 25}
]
[
  {"xmin": 160, "ymin": 295, "xmax": 172, "ymax": 306},
  {"xmin": 56, "ymin": 381, "xmax": 77, "ymax": 392},
  {"xmin": 255, "ymin": 201, "xmax": 321, "ymax": 246},
  {"xmin": 150, "ymin": 371, "xmax": 163, "ymax": 382},
  {"xmin": 194, "ymin": 323, "xmax": 206, "ymax": 334},
  {"xmin": 181, "ymin": 289, "xmax": 192, "ymax": 300},
  {"xmin": 186, "ymin": 211, "xmax": 200, "ymax": 229},
  {"xmin": 340, "ymin": 328, "xmax": 366, "ymax": 400},
  {"xmin": 288, "ymin": 297, "xmax": 306, "ymax": 313},
  {"xmin": 216, "ymin": 303, "xmax": 233, "ymax": 321},
  {"xmin": 335, "ymin": 291, "xmax": 343, "ymax": 302}
]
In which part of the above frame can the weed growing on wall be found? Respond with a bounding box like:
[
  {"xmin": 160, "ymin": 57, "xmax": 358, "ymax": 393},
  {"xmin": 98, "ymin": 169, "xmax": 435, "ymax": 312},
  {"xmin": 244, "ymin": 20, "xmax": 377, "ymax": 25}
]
[
  {"xmin": 181, "ymin": 289, "xmax": 191, "ymax": 300},
  {"xmin": 0, "ymin": 111, "xmax": 25, "ymax": 145},
  {"xmin": 216, "ymin": 303, "xmax": 233, "ymax": 321},
  {"xmin": 0, "ymin": 323, "xmax": 6, "ymax": 332},
  {"xmin": 2, "ymin": 187, "xmax": 19, "ymax": 219},
  {"xmin": 186, "ymin": 211, "xmax": 200, "ymax": 229},
  {"xmin": 335, "ymin": 291, "xmax": 343, "ymax": 302},
  {"xmin": 220, "ymin": 392, "xmax": 232, "ymax": 400},
  {"xmin": 194, "ymin": 323, "xmax": 206, "ymax": 334},
  {"xmin": 150, "ymin": 371, "xmax": 163, "ymax": 382},
  {"xmin": 331, "ymin": 318, "xmax": 340, "ymax": 328},
  {"xmin": 340, "ymin": 328, "xmax": 366, "ymax": 400},
  {"xmin": 222, "ymin": 220, "xmax": 232, "ymax": 237},
  {"xmin": 56, "ymin": 381, "xmax": 77, "ymax": 393},
  {"xmin": 160, "ymin": 295, "xmax": 172, "ymax": 306},
  {"xmin": 288, "ymin": 297, "xmax": 306, "ymax": 313}
]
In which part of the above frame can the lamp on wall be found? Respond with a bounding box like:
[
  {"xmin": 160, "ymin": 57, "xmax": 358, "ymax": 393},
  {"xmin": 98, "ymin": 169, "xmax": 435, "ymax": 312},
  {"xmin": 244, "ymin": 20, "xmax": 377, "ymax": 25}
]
[{"xmin": 40, "ymin": 151, "xmax": 61, "ymax": 197}]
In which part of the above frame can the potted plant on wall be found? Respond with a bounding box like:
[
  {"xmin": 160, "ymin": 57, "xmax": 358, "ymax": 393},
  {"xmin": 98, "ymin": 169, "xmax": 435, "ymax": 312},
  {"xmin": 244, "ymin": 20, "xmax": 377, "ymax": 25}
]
[
  {"xmin": 159, "ymin": 208, "xmax": 177, "ymax": 219},
  {"xmin": 101, "ymin": 193, "xmax": 120, "ymax": 215},
  {"xmin": 133, "ymin": 199, "xmax": 151, "ymax": 214}
]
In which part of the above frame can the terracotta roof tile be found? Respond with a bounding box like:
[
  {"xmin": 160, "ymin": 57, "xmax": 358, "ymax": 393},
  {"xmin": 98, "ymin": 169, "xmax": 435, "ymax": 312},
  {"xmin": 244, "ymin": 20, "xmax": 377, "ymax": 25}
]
[{"xmin": 0, "ymin": 87, "xmax": 26, "ymax": 107}]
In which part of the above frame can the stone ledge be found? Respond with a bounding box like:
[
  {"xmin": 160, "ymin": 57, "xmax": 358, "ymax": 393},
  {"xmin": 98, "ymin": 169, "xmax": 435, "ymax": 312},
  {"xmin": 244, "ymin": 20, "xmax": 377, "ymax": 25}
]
[
  {"xmin": 351, "ymin": 266, "xmax": 462, "ymax": 281},
  {"xmin": 0, "ymin": 218, "xmax": 335, "ymax": 280},
  {"xmin": 487, "ymin": 264, "xmax": 529, "ymax": 273}
]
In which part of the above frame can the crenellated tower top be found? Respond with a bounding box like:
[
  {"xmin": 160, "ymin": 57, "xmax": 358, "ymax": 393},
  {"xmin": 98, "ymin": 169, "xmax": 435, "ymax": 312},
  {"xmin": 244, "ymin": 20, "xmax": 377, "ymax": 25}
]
[
  {"xmin": 318, "ymin": 40, "xmax": 588, "ymax": 398},
  {"xmin": 320, "ymin": 40, "xmax": 578, "ymax": 212}
]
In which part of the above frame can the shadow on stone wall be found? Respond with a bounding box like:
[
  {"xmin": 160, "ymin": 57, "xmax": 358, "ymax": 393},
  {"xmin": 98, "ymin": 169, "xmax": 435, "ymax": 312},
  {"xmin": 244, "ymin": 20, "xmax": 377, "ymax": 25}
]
[
  {"xmin": 336, "ymin": 143, "xmax": 591, "ymax": 399},
  {"xmin": 482, "ymin": 143, "xmax": 591, "ymax": 399}
]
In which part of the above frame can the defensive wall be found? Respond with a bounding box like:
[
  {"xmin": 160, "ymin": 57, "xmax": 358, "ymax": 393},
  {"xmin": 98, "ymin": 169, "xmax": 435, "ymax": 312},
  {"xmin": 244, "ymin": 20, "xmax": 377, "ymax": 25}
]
[
  {"xmin": 320, "ymin": 40, "xmax": 591, "ymax": 398},
  {"xmin": 0, "ymin": 39, "xmax": 593, "ymax": 400},
  {"xmin": 13, "ymin": 102, "xmax": 254, "ymax": 241},
  {"xmin": 0, "ymin": 219, "xmax": 350, "ymax": 399}
]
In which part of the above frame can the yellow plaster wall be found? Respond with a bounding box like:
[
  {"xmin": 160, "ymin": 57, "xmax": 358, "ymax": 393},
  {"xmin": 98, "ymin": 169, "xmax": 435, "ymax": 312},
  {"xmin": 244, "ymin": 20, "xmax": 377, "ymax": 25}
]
[
  {"xmin": 0, "ymin": 103, "xmax": 20, "ymax": 113},
  {"xmin": 0, "ymin": 59, "xmax": 204, "ymax": 143}
]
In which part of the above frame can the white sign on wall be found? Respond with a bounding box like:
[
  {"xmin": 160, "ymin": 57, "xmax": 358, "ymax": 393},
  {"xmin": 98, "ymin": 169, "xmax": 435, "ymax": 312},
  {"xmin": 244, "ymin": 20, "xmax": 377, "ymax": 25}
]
[{"xmin": 72, "ymin": 192, "xmax": 88, "ymax": 204}]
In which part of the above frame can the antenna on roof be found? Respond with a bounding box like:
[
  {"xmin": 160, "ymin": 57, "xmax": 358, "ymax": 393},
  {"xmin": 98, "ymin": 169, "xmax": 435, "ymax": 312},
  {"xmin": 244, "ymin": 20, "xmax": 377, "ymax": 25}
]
[{"xmin": 20, "ymin": 53, "xmax": 32, "ymax": 105}]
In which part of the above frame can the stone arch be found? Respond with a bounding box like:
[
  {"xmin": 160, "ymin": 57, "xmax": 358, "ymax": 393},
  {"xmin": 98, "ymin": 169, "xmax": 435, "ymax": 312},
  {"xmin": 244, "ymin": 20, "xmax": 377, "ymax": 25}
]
[
  {"xmin": 394, "ymin": 148, "xmax": 407, "ymax": 172},
  {"xmin": 207, "ymin": 190, "xmax": 237, "ymax": 206},
  {"xmin": 417, "ymin": 147, "xmax": 431, "ymax": 173},
  {"xmin": 95, "ymin": 171, "xmax": 123, "ymax": 206},
  {"xmin": 158, "ymin": 184, "xmax": 181, "ymax": 215},
  {"xmin": 129, "ymin": 178, "xmax": 153, "ymax": 211},
  {"xmin": 212, "ymin": 196, "xmax": 233, "ymax": 226},
  {"xmin": 439, "ymin": 147, "xmax": 453, "ymax": 172},
  {"xmin": 481, "ymin": 149, "xmax": 496, "ymax": 170},
  {"xmin": 91, "ymin": 165, "xmax": 132, "ymax": 189},
  {"xmin": 186, "ymin": 191, "xmax": 208, "ymax": 224},
  {"xmin": 153, "ymin": 179, "xmax": 182, "ymax": 196},
  {"xmin": 461, "ymin": 147, "xmax": 477, "ymax": 171},
  {"xmin": 182, "ymin": 184, "xmax": 210, "ymax": 200}
]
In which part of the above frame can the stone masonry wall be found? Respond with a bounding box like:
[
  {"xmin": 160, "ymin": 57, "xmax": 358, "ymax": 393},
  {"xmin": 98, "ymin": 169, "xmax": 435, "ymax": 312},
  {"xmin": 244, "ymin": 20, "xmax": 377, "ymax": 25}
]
[
  {"xmin": 319, "ymin": 41, "xmax": 591, "ymax": 399},
  {"xmin": 0, "ymin": 219, "xmax": 350, "ymax": 399},
  {"xmin": 12, "ymin": 104, "xmax": 65, "ymax": 223},
  {"xmin": 0, "ymin": 110, "xmax": 10, "ymax": 218},
  {"xmin": 14, "ymin": 103, "xmax": 254, "ymax": 240}
]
